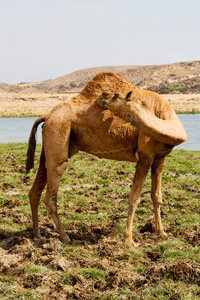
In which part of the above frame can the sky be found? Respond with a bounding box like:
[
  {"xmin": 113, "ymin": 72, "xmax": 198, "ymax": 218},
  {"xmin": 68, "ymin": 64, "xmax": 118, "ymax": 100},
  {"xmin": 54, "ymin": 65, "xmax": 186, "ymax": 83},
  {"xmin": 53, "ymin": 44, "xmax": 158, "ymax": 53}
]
[{"xmin": 0, "ymin": 0, "xmax": 200, "ymax": 84}]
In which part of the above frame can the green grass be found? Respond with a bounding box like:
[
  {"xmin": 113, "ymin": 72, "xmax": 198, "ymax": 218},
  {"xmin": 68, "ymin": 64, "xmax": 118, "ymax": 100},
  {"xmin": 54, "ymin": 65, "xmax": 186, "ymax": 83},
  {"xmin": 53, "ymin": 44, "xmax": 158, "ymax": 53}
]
[
  {"xmin": 151, "ymin": 239, "xmax": 200, "ymax": 263},
  {"xmin": 177, "ymin": 109, "xmax": 200, "ymax": 114},
  {"xmin": 0, "ymin": 277, "xmax": 36, "ymax": 299},
  {"xmin": 0, "ymin": 143, "xmax": 200, "ymax": 299},
  {"xmin": 78, "ymin": 267, "xmax": 106, "ymax": 281},
  {"xmin": 23, "ymin": 263, "xmax": 52, "ymax": 274},
  {"xmin": 141, "ymin": 280, "xmax": 199, "ymax": 300}
]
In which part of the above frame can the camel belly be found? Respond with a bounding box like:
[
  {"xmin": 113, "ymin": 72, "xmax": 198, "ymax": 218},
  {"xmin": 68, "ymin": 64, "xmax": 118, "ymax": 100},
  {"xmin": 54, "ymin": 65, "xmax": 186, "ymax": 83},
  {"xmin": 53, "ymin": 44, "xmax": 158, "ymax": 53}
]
[{"xmin": 73, "ymin": 128, "xmax": 137, "ymax": 162}]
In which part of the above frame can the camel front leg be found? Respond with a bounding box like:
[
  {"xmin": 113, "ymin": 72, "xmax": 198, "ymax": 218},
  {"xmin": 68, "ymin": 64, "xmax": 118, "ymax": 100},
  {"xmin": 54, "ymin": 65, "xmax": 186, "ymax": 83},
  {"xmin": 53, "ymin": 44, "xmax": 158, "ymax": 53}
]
[
  {"xmin": 124, "ymin": 153, "xmax": 153, "ymax": 246},
  {"xmin": 151, "ymin": 155, "xmax": 167, "ymax": 236}
]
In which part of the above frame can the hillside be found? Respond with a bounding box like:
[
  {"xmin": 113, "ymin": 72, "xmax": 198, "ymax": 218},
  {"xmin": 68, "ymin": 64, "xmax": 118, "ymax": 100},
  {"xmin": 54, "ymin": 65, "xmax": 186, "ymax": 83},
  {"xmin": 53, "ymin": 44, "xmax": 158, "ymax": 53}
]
[{"xmin": 0, "ymin": 61, "xmax": 200, "ymax": 94}]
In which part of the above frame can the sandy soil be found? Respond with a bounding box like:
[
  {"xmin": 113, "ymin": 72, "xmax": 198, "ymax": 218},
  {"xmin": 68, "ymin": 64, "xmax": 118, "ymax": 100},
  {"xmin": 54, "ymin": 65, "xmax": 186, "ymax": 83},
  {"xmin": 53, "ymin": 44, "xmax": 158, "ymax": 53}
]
[
  {"xmin": 0, "ymin": 93, "xmax": 77, "ymax": 117},
  {"xmin": 164, "ymin": 93, "xmax": 200, "ymax": 113},
  {"xmin": 0, "ymin": 92, "xmax": 200, "ymax": 117}
]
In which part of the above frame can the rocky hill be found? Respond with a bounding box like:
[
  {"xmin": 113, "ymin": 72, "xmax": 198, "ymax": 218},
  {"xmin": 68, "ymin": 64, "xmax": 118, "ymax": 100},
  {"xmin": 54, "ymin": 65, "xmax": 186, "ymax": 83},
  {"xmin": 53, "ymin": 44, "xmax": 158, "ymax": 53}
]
[{"xmin": 0, "ymin": 61, "xmax": 200, "ymax": 94}]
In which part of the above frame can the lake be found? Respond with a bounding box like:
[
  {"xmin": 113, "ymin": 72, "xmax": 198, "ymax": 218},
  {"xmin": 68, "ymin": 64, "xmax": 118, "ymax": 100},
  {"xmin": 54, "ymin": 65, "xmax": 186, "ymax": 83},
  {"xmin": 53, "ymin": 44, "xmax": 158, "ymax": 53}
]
[{"xmin": 0, "ymin": 115, "xmax": 199, "ymax": 150}]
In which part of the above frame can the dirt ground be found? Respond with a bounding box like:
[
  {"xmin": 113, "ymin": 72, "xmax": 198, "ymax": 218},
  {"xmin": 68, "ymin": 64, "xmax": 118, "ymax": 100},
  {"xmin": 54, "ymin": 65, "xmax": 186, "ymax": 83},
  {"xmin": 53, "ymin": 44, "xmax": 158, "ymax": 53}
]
[
  {"xmin": 0, "ymin": 146, "xmax": 200, "ymax": 299},
  {"xmin": 1, "ymin": 226, "xmax": 199, "ymax": 299},
  {"xmin": 0, "ymin": 189, "xmax": 200, "ymax": 300},
  {"xmin": 0, "ymin": 92, "xmax": 200, "ymax": 117}
]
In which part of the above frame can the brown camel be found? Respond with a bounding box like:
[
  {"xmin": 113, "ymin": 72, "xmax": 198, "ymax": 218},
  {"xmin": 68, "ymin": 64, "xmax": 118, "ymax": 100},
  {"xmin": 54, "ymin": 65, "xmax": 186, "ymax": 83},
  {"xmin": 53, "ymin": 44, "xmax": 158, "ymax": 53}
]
[{"xmin": 26, "ymin": 72, "xmax": 187, "ymax": 246}]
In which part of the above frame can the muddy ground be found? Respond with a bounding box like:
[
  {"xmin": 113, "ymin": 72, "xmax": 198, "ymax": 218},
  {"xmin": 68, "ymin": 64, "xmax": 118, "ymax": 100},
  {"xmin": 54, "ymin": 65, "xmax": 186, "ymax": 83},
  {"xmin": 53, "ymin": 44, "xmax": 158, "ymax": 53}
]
[
  {"xmin": 1, "ymin": 228, "xmax": 199, "ymax": 300},
  {"xmin": 0, "ymin": 146, "xmax": 200, "ymax": 299}
]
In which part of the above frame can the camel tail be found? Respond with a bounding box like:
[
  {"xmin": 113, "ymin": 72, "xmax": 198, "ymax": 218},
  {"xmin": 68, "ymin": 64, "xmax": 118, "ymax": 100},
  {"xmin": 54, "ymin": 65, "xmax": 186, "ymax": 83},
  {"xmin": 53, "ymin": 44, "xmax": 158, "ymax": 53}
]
[{"xmin": 26, "ymin": 116, "xmax": 46, "ymax": 175}]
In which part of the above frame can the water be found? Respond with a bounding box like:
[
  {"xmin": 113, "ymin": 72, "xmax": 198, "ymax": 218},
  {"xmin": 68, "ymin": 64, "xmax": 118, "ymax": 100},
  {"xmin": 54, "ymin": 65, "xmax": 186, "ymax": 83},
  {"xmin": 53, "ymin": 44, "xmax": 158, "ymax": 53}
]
[
  {"xmin": 176, "ymin": 114, "xmax": 200, "ymax": 151},
  {"xmin": 0, "ymin": 117, "xmax": 42, "ymax": 144},
  {"xmin": 0, "ymin": 115, "xmax": 199, "ymax": 150}
]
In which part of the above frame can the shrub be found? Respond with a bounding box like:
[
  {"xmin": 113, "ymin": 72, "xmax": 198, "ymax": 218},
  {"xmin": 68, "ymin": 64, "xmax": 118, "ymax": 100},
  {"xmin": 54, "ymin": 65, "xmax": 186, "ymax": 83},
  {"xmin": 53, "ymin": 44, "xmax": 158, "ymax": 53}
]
[{"xmin": 170, "ymin": 83, "xmax": 186, "ymax": 92}]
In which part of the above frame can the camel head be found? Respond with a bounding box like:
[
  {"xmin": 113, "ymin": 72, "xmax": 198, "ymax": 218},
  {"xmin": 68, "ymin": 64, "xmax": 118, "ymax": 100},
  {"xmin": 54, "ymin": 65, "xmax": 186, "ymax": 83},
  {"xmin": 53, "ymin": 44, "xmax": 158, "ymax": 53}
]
[
  {"xmin": 97, "ymin": 91, "xmax": 137, "ymax": 121},
  {"xmin": 97, "ymin": 92, "xmax": 114, "ymax": 107},
  {"xmin": 97, "ymin": 91, "xmax": 134, "ymax": 111}
]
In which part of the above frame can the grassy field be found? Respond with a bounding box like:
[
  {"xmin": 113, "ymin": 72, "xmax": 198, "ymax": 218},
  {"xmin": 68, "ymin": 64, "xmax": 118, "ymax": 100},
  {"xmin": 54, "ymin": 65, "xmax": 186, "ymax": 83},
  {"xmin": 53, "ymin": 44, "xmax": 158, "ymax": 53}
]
[{"xmin": 0, "ymin": 143, "xmax": 200, "ymax": 299}]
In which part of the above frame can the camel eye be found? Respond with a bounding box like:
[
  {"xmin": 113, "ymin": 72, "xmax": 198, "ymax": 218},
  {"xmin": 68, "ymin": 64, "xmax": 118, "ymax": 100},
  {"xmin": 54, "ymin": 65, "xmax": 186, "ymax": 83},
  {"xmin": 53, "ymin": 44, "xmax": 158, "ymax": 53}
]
[{"xmin": 101, "ymin": 92, "xmax": 110, "ymax": 98}]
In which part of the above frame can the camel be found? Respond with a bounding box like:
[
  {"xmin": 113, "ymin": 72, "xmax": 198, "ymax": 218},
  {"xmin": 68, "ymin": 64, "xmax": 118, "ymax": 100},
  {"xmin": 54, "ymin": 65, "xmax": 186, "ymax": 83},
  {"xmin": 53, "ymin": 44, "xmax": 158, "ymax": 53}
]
[{"xmin": 26, "ymin": 72, "xmax": 187, "ymax": 246}]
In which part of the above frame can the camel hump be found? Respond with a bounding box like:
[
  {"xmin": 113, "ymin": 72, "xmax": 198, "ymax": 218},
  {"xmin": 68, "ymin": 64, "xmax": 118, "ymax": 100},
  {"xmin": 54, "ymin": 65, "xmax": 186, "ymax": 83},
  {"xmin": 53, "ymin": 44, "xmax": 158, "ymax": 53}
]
[{"xmin": 81, "ymin": 72, "xmax": 133, "ymax": 100}]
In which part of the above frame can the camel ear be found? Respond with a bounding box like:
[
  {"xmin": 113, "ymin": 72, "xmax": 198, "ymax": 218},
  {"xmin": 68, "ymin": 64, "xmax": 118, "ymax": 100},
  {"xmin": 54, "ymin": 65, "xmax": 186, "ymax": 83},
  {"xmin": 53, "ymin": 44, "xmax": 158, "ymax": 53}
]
[
  {"xmin": 111, "ymin": 93, "xmax": 120, "ymax": 101},
  {"xmin": 126, "ymin": 91, "xmax": 133, "ymax": 101}
]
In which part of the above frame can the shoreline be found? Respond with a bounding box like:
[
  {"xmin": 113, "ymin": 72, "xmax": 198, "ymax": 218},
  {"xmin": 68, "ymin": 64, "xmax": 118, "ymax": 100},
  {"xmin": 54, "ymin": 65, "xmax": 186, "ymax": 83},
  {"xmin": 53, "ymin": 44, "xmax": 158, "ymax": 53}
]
[{"xmin": 0, "ymin": 92, "xmax": 200, "ymax": 117}]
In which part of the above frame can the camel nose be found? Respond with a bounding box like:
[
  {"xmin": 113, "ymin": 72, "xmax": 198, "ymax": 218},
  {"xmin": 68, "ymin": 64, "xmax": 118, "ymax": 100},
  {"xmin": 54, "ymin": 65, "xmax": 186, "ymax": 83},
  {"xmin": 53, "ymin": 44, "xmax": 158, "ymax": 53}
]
[{"xmin": 97, "ymin": 96, "xmax": 106, "ymax": 107}]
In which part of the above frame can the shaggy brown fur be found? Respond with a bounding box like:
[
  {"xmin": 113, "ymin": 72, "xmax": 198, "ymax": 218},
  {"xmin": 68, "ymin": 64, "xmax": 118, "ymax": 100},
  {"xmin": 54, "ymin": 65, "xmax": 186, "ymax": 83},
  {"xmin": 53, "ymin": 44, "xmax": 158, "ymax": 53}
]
[
  {"xmin": 26, "ymin": 72, "xmax": 187, "ymax": 246},
  {"xmin": 97, "ymin": 90, "xmax": 187, "ymax": 146}
]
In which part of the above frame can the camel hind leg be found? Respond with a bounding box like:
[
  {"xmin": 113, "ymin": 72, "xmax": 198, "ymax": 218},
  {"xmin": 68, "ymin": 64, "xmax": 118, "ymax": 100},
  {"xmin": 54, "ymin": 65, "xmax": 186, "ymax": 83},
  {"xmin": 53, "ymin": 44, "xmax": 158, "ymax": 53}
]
[
  {"xmin": 29, "ymin": 146, "xmax": 47, "ymax": 238},
  {"xmin": 44, "ymin": 165, "xmax": 70, "ymax": 243},
  {"xmin": 43, "ymin": 127, "xmax": 71, "ymax": 244}
]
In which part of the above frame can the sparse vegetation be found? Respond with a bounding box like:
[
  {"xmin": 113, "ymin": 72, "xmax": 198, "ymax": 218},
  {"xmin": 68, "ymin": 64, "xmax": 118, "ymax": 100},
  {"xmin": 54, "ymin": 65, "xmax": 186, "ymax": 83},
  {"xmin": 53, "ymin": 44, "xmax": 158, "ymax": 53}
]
[
  {"xmin": 170, "ymin": 83, "xmax": 186, "ymax": 92},
  {"xmin": 70, "ymin": 81, "xmax": 76, "ymax": 88},
  {"xmin": 24, "ymin": 263, "xmax": 52, "ymax": 274},
  {"xmin": 0, "ymin": 143, "xmax": 200, "ymax": 299},
  {"xmin": 177, "ymin": 109, "xmax": 200, "ymax": 114},
  {"xmin": 78, "ymin": 268, "xmax": 106, "ymax": 281},
  {"xmin": 187, "ymin": 62, "xmax": 195, "ymax": 66}
]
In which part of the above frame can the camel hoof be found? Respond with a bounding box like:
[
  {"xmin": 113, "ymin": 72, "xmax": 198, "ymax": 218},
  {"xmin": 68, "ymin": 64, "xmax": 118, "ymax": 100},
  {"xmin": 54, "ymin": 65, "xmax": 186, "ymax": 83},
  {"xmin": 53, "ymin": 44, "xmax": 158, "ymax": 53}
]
[
  {"xmin": 33, "ymin": 230, "xmax": 40, "ymax": 239},
  {"xmin": 124, "ymin": 237, "xmax": 139, "ymax": 247},
  {"xmin": 61, "ymin": 235, "xmax": 71, "ymax": 245},
  {"xmin": 160, "ymin": 231, "xmax": 168, "ymax": 237},
  {"xmin": 156, "ymin": 230, "xmax": 168, "ymax": 237}
]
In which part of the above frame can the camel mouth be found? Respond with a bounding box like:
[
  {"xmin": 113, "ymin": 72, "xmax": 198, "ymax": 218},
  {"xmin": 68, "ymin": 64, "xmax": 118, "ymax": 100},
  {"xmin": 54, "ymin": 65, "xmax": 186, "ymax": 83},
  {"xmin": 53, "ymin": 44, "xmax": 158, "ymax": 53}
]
[
  {"xmin": 97, "ymin": 97, "xmax": 106, "ymax": 108},
  {"xmin": 97, "ymin": 92, "xmax": 112, "ymax": 108},
  {"xmin": 97, "ymin": 92, "xmax": 121, "ymax": 108}
]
